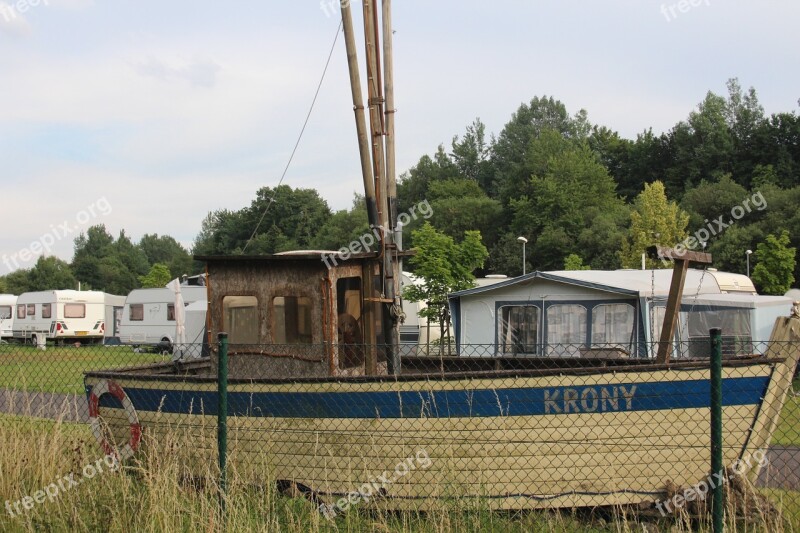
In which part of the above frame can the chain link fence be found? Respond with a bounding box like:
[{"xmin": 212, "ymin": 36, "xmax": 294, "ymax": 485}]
[{"xmin": 1, "ymin": 336, "xmax": 799, "ymax": 531}]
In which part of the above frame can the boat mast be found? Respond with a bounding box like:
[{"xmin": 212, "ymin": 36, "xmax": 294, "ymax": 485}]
[{"xmin": 341, "ymin": 0, "xmax": 402, "ymax": 374}]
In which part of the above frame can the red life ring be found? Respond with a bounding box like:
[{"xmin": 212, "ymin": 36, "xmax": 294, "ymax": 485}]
[{"xmin": 88, "ymin": 379, "xmax": 141, "ymax": 460}]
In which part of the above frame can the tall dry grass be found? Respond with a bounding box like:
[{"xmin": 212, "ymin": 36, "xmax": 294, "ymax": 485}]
[{"xmin": 0, "ymin": 394, "xmax": 795, "ymax": 532}]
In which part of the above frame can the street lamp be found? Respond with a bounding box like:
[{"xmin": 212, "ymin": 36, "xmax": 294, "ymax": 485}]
[
  {"xmin": 517, "ymin": 236, "xmax": 528, "ymax": 275},
  {"xmin": 746, "ymin": 249, "xmax": 753, "ymax": 277}
]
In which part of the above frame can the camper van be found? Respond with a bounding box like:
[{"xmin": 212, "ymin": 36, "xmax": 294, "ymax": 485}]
[
  {"xmin": 118, "ymin": 286, "xmax": 208, "ymax": 352},
  {"xmin": 0, "ymin": 294, "xmax": 17, "ymax": 339},
  {"xmin": 12, "ymin": 290, "xmax": 125, "ymax": 345}
]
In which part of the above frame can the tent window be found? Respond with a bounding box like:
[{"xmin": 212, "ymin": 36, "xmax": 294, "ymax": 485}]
[
  {"xmin": 167, "ymin": 304, "xmax": 175, "ymax": 321},
  {"xmin": 27, "ymin": 304, "xmax": 35, "ymax": 317},
  {"xmin": 41, "ymin": 304, "xmax": 52, "ymax": 319},
  {"xmin": 223, "ymin": 296, "xmax": 259, "ymax": 345},
  {"xmin": 17, "ymin": 305, "xmax": 25, "ymax": 319},
  {"xmin": 273, "ymin": 296, "xmax": 312, "ymax": 345},
  {"xmin": 592, "ymin": 303, "xmax": 635, "ymax": 350},
  {"xmin": 686, "ymin": 308, "xmax": 752, "ymax": 357},
  {"xmin": 129, "ymin": 304, "xmax": 143, "ymax": 321},
  {"xmin": 0, "ymin": 306, "xmax": 11, "ymax": 320},
  {"xmin": 546, "ymin": 304, "xmax": 587, "ymax": 356},
  {"xmin": 498, "ymin": 305, "xmax": 539, "ymax": 355}
]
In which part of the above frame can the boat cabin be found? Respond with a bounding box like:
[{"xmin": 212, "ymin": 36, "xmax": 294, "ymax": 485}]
[{"xmin": 199, "ymin": 252, "xmax": 394, "ymax": 378}]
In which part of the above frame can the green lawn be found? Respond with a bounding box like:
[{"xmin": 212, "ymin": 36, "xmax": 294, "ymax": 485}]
[
  {"xmin": 0, "ymin": 344, "xmax": 168, "ymax": 394},
  {"xmin": 773, "ymin": 379, "xmax": 800, "ymax": 447}
]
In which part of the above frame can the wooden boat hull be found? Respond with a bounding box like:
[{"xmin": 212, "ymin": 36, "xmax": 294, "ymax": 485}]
[{"xmin": 84, "ymin": 350, "xmax": 795, "ymax": 510}]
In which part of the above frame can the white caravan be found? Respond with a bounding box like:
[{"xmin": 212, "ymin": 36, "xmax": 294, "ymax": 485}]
[
  {"xmin": 118, "ymin": 286, "xmax": 208, "ymax": 352},
  {"xmin": 12, "ymin": 291, "xmax": 125, "ymax": 345},
  {"xmin": 0, "ymin": 294, "xmax": 17, "ymax": 339}
]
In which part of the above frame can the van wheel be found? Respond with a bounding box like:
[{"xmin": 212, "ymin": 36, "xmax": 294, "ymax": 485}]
[{"xmin": 30, "ymin": 334, "xmax": 38, "ymax": 346}]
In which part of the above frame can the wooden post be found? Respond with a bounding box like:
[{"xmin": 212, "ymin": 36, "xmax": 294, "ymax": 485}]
[
  {"xmin": 362, "ymin": 262, "xmax": 378, "ymax": 375},
  {"xmin": 647, "ymin": 246, "xmax": 713, "ymax": 364}
]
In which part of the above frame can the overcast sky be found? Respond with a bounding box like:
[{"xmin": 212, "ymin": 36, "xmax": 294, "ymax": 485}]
[{"xmin": 1, "ymin": 0, "xmax": 798, "ymax": 275}]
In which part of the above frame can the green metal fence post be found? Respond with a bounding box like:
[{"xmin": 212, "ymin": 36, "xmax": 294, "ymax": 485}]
[
  {"xmin": 710, "ymin": 327, "xmax": 724, "ymax": 532},
  {"xmin": 217, "ymin": 332, "xmax": 229, "ymax": 524}
]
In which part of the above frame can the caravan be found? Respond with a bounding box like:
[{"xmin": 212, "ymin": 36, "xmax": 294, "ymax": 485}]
[
  {"xmin": 12, "ymin": 291, "xmax": 125, "ymax": 345},
  {"xmin": 0, "ymin": 294, "xmax": 16, "ymax": 339},
  {"xmin": 118, "ymin": 285, "xmax": 208, "ymax": 352}
]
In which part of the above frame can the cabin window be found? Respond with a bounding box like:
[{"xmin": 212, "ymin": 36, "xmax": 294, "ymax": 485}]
[
  {"xmin": 167, "ymin": 304, "xmax": 175, "ymax": 321},
  {"xmin": 273, "ymin": 296, "xmax": 312, "ymax": 345},
  {"xmin": 497, "ymin": 305, "xmax": 540, "ymax": 355},
  {"xmin": 0, "ymin": 306, "xmax": 11, "ymax": 320},
  {"xmin": 223, "ymin": 296, "xmax": 259, "ymax": 345},
  {"xmin": 129, "ymin": 304, "xmax": 144, "ymax": 321},
  {"xmin": 591, "ymin": 303, "xmax": 635, "ymax": 351},
  {"xmin": 546, "ymin": 304, "xmax": 587, "ymax": 356},
  {"xmin": 27, "ymin": 304, "xmax": 35, "ymax": 317},
  {"xmin": 41, "ymin": 304, "xmax": 52, "ymax": 319},
  {"xmin": 17, "ymin": 305, "xmax": 25, "ymax": 319},
  {"xmin": 64, "ymin": 304, "xmax": 85, "ymax": 319},
  {"xmin": 337, "ymin": 277, "xmax": 364, "ymax": 368}
]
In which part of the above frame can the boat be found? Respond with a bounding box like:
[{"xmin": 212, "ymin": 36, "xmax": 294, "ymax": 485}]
[{"xmin": 84, "ymin": 0, "xmax": 800, "ymax": 513}]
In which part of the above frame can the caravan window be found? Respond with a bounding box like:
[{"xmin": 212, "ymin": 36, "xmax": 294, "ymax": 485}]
[
  {"xmin": 129, "ymin": 304, "xmax": 143, "ymax": 321},
  {"xmin": 167, "ymin": 304, "xmax": 175, "ymax": 321},
  {"xmin": 223, "ymin": 296, "xmax": 259, "ymax": 345},
  {"xmin": 64, "ymin": 304, "xmax": 85, "ymax": 318},
  {"xmin": 546, "ymin": 304, "xmax": 587, "ymax": 356},
  {"xmin": 498, "ymin": 305, "xmax": 540, "ymax": 355},
  {"xmin": 27, "ymin": 304, "xmax": 35, "ymax": 317},
  {"xmin": 41, "ymin": 304, "xmax": 52, "ymax": 319},
  {"xmin": 592, "ymin": 303, "xmax": 635, "ymax": 350},
  {"xmin": 0, "ymin": 306, "xmax": 11, "ymax": 320},
  {"xmin": 273, "ymin": 296, "xmax": 312, "ymax": 345},
  {"xmin": 17, "ymin": 305, "xmax": 25, "ymax": 319}
]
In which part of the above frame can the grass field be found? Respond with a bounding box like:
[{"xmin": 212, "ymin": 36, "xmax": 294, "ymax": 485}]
[
  {"xmin": 0, "ymin": 414, "xmax": 793, "ymax": 532},
  {"xmin": 0, "ymin": 344, "xmax": 168, "ymax": 395}
]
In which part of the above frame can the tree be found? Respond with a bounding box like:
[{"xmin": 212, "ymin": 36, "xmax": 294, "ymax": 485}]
[
  {"xmin": 0, "ymin": 277, "xmax": 6, "ymax": 293},
  {"xmin": 619, "ymin": 181, "xmax": 689, "ymax": 269},
  {"xmin": 28, "ymin": 257, "xmax": 77, "ymax": 291},
  {"xmin": 751, "ymin": 231, "xmax": 796, "ymax": 295},
  {"xmin": 426, "ymin": 179, "xmax": 503, "ymax": 246},
  {"xmin": 139, "ymin": 263, "xmax": 173, "ymax": 288},
  {"xmin": 450, "ymin": 118, "xmax": 493, "ymax": 190},
  {"xmin": 402, "ymin": 223, "xmax": 488, "ymax": 350},
  {"xmin": 1, "ymin": 270, "xmax": 32, "ymax": 294},
  {"xmin": 140, "ymin": 234, "xmax": 194, "ymax": 278},
  {"xmin": 509, "ymin": 133, "xmax": 628, "ymax": 270},
  {"xmin": 492, "ymin": 97, "xmax": 591, "ymax": 204},
  {"xmin": 311, "ymin": 195, "xmax": 371, "ymax": 251},
  {"xmin": 192, "ymin": 185, "xmax": 332, "ymax": 255},
  {"xmin": 564, "ymin": 254, "xmax": 590, "ymax": 270}
]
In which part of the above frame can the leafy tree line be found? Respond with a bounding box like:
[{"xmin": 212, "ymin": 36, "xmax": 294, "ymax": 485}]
[
  {"xmin": 0, "ymin": 229, "xmax": 193, "ymax": 295},
  {"xmin": 2, "ymin": 78, "xmax": 796, "ymax": 296}
]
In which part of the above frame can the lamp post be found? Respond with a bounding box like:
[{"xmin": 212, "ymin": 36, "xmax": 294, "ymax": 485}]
[
  {"xmin": 517, "ymin": 236, "xmax": 528, "ymax": 275},
  {"xmin": 746, "ymin": 249, "xmax": 753, "ymax": 277}
]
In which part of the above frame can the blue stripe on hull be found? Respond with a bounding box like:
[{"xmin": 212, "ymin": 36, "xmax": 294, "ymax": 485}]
[{"xmin": 95, "ymin": 376, "xmax": 770, "ymax": 419}]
